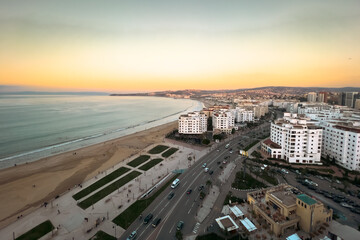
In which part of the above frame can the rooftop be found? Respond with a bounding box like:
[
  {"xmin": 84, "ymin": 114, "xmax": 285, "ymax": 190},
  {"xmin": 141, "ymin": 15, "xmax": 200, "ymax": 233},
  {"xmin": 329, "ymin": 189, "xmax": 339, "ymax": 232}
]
[
  {"xmin": 263, "ymin": 139, "xmax": 281, "ymax": 149},
  {"xmin": 271, "ymin": 190, "xmax": 297, "ymax": 207},
  {"xmin": 297, "ymin": 194, "xmax": 317, "ymax": 205}
]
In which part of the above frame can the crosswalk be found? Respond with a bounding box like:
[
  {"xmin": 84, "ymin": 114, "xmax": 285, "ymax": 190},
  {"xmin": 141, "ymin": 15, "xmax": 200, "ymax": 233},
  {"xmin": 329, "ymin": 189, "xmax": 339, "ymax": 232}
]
[{"xmin": 192, "ymin": 222, "xmax": 201, "ymax": 234}]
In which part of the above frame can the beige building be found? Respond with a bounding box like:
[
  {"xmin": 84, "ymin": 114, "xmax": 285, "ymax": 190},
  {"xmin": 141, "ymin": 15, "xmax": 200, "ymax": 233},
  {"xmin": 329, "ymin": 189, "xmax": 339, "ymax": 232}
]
[{"xmin": 247, "ymin": 184, "xmax": 332, "ymax": 237}]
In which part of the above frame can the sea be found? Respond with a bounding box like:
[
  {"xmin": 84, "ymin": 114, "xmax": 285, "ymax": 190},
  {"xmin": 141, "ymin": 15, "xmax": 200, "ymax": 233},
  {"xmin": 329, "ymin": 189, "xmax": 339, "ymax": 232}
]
[{"xmin": 0, "ymin": 94, "xmax": 203, "ymax": 169}]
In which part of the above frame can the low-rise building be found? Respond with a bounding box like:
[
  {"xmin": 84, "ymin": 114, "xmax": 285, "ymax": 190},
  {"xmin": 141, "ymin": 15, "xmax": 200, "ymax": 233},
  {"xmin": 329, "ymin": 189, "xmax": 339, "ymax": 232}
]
[
  {"xmin": 178, "ymin": 111, "xmax": 207, "ymax": 134},
  {"xmin": 247, "ymin": 184, "xmax": 332, "ymax": 237}
]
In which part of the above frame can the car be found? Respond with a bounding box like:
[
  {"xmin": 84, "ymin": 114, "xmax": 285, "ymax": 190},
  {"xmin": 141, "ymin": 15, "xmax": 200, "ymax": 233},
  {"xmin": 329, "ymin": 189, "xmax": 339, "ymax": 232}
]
[
  {"xmin": 202, "ymin": 163, "xmax": 207, "ymax": 168},
  {"xmin": 177, "ymin": 221, "xmax": 184, "ymax": 231},
  {"xmin": 217, "ymin": 161, "xmax": 221, "ymax": 165},
  {"xmin": 209, "ymin": 170, "xmax": 214, "ymax": 175},
  {"xmin": 335, "ymin": 179, "xmax": 341, "ymax": 184},
  {"xmin": 281, "ymin": 169, "xmax": 289, "ymax": 174},
  {"xmin": 186, "ymin": 189, "xmax": 192, "ymax": 195},
  {"xmin": 223, "ymin": 160, "xmax": 227, "ymax": 164},
  {"xmin": 152, "ymin": 218, "xmax": 161, "ymax": 227},
  {"xmin": 143, "ymin": 213, "xmax": 153, "ymax": 224},
  {"xmin": 126, "ymin": 231, "xmax": 137, "ymax": 240},
  {"xmin": 229, "ymin": 151, "xmax": 233, "ymax": 154},
  {"xmin": 204, "ymin": 167, "xmax": 209, "ymax": 173},
  {"xmin": 216, "ymin": 149, "xmax": 220, "ymax": 152},
  {"xmin": 168, "ymin": 192, "xmax": 174, "ymax": 200},
  {"xmin": 198, "ymin": 185, "xmax": 204, "ymax": 191}
]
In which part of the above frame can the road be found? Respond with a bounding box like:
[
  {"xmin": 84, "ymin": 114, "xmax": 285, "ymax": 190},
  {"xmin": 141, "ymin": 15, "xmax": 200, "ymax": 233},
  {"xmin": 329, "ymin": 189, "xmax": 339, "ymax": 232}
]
[{"xmin": 120, "ymin": 123, "xmax": 270, "ymax": 240}]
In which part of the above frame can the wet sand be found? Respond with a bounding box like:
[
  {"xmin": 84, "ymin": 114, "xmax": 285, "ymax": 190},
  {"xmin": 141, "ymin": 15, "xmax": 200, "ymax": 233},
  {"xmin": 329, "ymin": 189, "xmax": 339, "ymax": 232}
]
[{"xmin": 0, "ymin": 121, "xmax": 177, "ymax": 229}]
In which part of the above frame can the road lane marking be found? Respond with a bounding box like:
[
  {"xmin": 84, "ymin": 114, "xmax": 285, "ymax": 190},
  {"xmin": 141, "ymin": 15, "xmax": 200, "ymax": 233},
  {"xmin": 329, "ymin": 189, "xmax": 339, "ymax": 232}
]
[
  {"xmin": 169, "ymin": 222, "xmax": 176, "ymax": 234},
  {"xmin": 185, "ymin": 198, "xmax": 189, "ymax": 206},
  {"xmin": 192, "ymin": 222, "xmax": 201, "ymax": 234}
]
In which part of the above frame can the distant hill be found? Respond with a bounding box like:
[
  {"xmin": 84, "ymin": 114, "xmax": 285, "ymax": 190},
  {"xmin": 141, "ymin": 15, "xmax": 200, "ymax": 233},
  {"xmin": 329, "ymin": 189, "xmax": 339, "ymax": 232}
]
[{"xmin": 110, "ymin": 86, "xmax": 360, "ymax": 97}]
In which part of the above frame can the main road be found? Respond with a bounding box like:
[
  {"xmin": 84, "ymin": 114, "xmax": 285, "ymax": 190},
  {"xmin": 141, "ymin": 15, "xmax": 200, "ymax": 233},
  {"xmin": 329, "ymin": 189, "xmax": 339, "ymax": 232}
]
[{"xmin": 120, "ymin": 123, "xmax": 270, "ymax": 240}]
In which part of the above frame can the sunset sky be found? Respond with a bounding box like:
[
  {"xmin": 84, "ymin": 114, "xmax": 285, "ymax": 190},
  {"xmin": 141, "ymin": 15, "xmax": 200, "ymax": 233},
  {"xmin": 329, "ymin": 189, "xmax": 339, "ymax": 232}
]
[{"xmin": 0, "ymin": 0, "xmax": 359, "ymax": 92}]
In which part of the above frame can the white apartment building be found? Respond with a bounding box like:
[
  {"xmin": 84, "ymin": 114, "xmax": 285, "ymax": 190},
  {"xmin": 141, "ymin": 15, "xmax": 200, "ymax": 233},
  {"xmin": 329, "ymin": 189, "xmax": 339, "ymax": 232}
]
[
  {"xmin": 319, "ymin": 120, "xmax": 360, "ymax": 171},
  {"xmin": 262, "ymin": 113, "xmax": 322, "ymax": 164},
  {"xmin": 307, "ymin": 92, "xmax": 317, "ymax": 102},
  {"xmin": 178, "ymin": 111, "xmax": 207, "ymax": 134},
  {"xmin": 235, "ymin": 107, "xmax": 254, "ymax": 123},
  {"xmin": 213, "ymin": 109, "xmax": 235, "ymax": 134}
]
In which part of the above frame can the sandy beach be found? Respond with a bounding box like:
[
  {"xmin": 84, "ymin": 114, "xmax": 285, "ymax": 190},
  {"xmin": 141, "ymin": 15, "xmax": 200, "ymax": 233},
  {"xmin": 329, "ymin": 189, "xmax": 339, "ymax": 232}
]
[{"xmin": 0, "ymin": 121, "xmax": 177, "ymax": 229}]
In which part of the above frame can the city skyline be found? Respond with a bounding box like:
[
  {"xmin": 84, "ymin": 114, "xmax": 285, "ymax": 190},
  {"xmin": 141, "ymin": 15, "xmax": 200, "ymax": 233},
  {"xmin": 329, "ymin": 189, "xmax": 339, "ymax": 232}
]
[{"xmin": 1, "ymin": 0, "xmax": 360, "ymax": 92}]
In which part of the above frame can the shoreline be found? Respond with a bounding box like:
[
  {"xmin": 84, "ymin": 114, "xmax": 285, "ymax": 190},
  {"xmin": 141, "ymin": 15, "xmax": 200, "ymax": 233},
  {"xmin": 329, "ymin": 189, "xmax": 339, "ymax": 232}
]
[
  {"xmin": 0, "ymin": 97, "xmax": 203, "ymax": 169},
  {"xmin": 0, "ymin": 121, "xmax": 177, "ymax": 228}
]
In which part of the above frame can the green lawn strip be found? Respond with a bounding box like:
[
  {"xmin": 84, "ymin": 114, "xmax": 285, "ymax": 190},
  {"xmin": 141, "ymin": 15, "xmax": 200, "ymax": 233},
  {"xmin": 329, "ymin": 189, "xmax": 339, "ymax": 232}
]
[
  {"xmin": 73, "ymin": 167, "xmax": 131, "ymax": 200},
  {"xmin": 15, "ymin": 220, "xmax": 54, "ymax": 240},
  {"xmin": 127, "ymin": 155, "xmax": 151, "ymax": 167},
  {"xmin": 232, "ymin": 172, "xmax": 267, "ymax": 189},
  {"xmin": 161, "ymin": 148, "xmax": 178, "ymax": 158},
  {"xmin": 112, "ymin": 173, "xmax": 181, "ymax": 229},
  {"xmin": 244, "ymin": 140, "xmax": 260, "ymax": 151},
  {"xmin": 139, "ymin": 158, "xmax": 163, "ymax": 171},
  {"xmin": 78, "ymin": 171, "xmax": 142, "ymax": 209},
  {"xmin": 89, "ymin": 230, "xmax": 116, "ymax": 240},
  {"xmin": 258, "ymin": 171, "xmax": 278, "ymax": 185},
  {"xmin": 148, "ymin": 145, "xmax": 169, "ymax": 154}
]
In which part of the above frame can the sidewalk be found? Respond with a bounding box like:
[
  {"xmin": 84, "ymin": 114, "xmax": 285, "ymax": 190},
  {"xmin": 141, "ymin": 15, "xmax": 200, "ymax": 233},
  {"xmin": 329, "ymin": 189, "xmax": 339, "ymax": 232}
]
[{"xmin": 0, "ymin": 142, "xmax": 209, "ymax": 240}]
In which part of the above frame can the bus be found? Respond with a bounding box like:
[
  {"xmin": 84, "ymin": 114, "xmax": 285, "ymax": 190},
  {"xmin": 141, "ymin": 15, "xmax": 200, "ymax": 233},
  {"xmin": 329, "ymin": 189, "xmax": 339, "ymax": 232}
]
[
  {"xmin": 225, "ymin": 144, "xmax": 230, "ymax": 149},
  {"xmin": 171, "ymin": 179, "xmax": 180, "ymax": 189}
]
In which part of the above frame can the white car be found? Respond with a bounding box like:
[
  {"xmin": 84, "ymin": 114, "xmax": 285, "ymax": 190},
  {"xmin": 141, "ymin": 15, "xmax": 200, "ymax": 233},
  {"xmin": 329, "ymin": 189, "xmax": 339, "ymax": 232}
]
[
  {"xmin": 202, "ymin": 163, "xmax": 207, "ymax": 168},
  {"xmin": 281, "ymin": 169, "xmax": 289, "ymax": 174},
  {"xmin": 204, "ymin": 168, "xmax": 209, "ymax": 173}
]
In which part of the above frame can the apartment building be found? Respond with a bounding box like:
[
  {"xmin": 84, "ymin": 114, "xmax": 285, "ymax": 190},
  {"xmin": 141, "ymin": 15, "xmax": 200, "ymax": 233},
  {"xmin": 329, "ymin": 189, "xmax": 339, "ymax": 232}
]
[
  {"xmin": 247, "ymin": 184, "xmax": 332, "ymax": 237},
  {"xmin": 212, "ymin": 109, "xmax": 235, "ymax": 134},
  {"xmin": 307, "ymin": 92, "xmax": 317, "ymax": 102},
  {"xmin": 235, "ymin": 107, "xmax": 254, "ymax": 123},
  {"xmin": 262, "ymin": 113, "xmax": 322, "ymax": 164},
  {"xmin": 320, "ymin": 120, "xmax": 360, "ymax": 171},
  {"xmin": 178, "ymin": 111, "xmax": 207, "ymax": 134}
]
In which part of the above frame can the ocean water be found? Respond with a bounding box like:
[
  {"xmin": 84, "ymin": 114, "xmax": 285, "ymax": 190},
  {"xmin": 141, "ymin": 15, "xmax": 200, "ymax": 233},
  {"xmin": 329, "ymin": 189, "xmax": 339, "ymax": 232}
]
[{"xmin": 0, "ymin": 95, "xmax": 202, "ymax": 169}]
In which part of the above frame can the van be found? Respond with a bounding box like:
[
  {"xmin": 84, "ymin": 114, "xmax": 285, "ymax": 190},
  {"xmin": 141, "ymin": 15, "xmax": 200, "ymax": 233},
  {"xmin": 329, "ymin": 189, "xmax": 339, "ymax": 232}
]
[
  {"xmin": 143, "ymin": 213, "xmax": 153, "ymax": 224},
  {"xmin": 152, "ymin": 218, "xmax": 161, "ymax": 228},
  {"xmin": 171, "ymin": 179, "xmax": 180, "ymax": 189}
]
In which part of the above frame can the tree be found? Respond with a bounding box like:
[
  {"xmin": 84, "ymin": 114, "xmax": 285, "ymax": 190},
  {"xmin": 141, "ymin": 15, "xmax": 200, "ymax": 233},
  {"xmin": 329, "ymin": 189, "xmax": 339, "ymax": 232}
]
[
  {"xmin": 175, "ymin": 230, "xmax": 183, "ymax": 240},
  {"xmin": 231, "ymin": 128, "xmax": 235, "ymax": 134},
  {"xmin": 202, "ymin": 139, "xmax": 210, "ymax": 145}
]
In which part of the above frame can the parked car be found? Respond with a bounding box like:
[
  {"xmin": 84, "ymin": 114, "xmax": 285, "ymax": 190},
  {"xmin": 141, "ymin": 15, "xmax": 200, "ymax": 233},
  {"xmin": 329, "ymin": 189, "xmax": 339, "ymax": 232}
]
[
  {"xmin": 168, "ymin": 192, "xmax": 174, "ymax": 200},
  {"xmin": 209, "ymin": 170, "xmax": 214, "ymax": 175},
  {"xmin": 126, "ymin": 231, "xmax": 137, "ymax": 240},
  {"xmin": 177, "ymin": 221, "xmax": 184, "ymax": 231},
  {"xmin": 143, "ymin": 213, "xmax": 153, "ymax": 224},
  {"xmin": 281, "ymin": 169, "xmax": 289, "ymax": 174},
  {"xmin": 152, "ymin": 218, "xmax": 161, "ymax": 228},
  {"xmin": 186, "ymin": 189, "xmax": 192, "ymax": 195},
  {"xmin": 202, "ymin": 163, "xmax": 207, "ymax": 168},
  {"xmin": 204, "ymin": 168, "xmax": 209, "ymax": 173},
  {"xmin": 198, "ymin": 185, "xmax": 204, "ymax": 191}
]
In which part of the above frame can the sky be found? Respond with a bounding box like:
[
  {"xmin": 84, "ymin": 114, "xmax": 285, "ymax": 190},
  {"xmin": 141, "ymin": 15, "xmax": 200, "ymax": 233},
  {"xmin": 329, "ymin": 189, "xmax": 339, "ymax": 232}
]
[{"xmin": 0, "ymin": 0, "xmax": 359, "ymax": 92}]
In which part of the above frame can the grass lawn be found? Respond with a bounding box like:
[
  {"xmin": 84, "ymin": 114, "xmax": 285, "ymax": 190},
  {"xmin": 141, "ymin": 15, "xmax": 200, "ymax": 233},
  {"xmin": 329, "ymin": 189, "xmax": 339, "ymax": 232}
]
[
  {"xmin": 127, "ymin": 155, "xmax": 151, "ymax": 168},
  {"xmin": 161, "ymin": 148, "xmax": 178, "ymax": 158},
  {"xmin": 244, "ymin": 140, "xmax": 260, "ymax": 151},
  {"xmin": 90, "ymin": 230, "xmax": 116, "ymax": 240},
  {"xmin": 112, "ymin": 173, "xmax": 180, "ymax": 229},
  {"xmin": 258, "ymin": 171, "xmax": 278, "ymax": 185},
  {"xmin": 73, "ymin": 167, "xmax": 131, "ymax": 200},
  {"xmin": 232, "ymin": 172, "xmax": 266, "ymax": 189},
  {"xmin": 148, "ymin": 145, "xmax": 169, "ymax": 154},
  {"xmin": 15, "ymin": 220, "xmax": 54, "ymax": 240},
  {"xmin": 78, "ymin": 171, "xmax": 142, "ymax": 209},
  {"xmin": 139, "ymin": 158, "xmax": 163, "ymax": 171}
]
